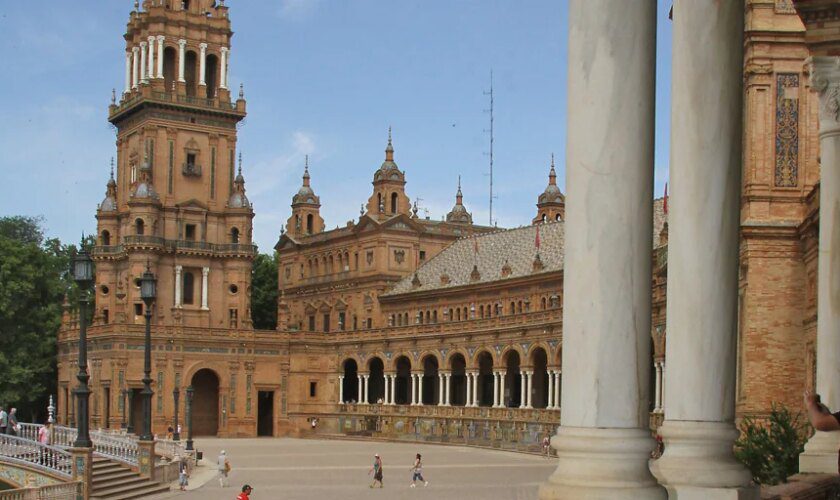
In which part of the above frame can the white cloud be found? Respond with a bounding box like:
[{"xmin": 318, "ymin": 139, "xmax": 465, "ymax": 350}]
[{"xmin": 277, "ymin": 0, "xmax": 321, "ymax": 20}]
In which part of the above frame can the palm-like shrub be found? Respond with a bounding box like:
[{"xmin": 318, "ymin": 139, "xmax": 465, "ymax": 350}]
[{"xmin": 734, "ymin": 404, "xmax": 811, "ymax": 485}]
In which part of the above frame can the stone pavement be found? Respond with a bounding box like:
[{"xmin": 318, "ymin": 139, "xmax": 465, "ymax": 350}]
[{"xmin": 158, "ymin": 437, "xmax": 556, "ymax": 500}]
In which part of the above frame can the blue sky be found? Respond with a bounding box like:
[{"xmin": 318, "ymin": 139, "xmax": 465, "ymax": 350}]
[{"xmin": 0, "ymin": 0, "xmax": 672, "ymax": 252}]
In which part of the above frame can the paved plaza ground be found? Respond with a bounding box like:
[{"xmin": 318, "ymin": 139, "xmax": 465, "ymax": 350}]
[{"xmin": 160, "ymin": 437, "xmax": 556, "ymax": 500}]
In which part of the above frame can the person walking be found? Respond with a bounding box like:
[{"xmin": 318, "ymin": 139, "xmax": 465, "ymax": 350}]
[
  {"xmin": 217, "ymin": 450, "xmax": 231, "ymax": 488},
  {"xmin": 178, "ymin": 455, "xmax": 189, "ymax": 491},
  {"xmin": 542, "ymin": 434, "xmax": 551, "ymax": 458},
  {"xmin": 38, "ymin": 422, "xmax": 52, "ymax": 445},
  {"xmin": 368, "ymin": 453, "xmax": 383, "ymax": 488},
  {"xmin": 8, "ymin": 409, "xmax": 18, "ymax": 436},
  {"xmin": 0, "ymin": 407, "xmax": 7, "ymax": 435},
  {"xmin": 409, "ymin": 453, "xmax": 428, "ymax": 488},
  {"xmin": 236, "ymin": 484, "xmax": 253, "ymax": 500}
]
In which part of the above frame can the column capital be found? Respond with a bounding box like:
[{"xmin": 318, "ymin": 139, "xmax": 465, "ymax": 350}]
[
  {"xmin": 178, "ymin": 38, "xmax": 187, "ymax": 47},
  {"xmin": 175, "ymin": 265, "xmax": 183, "ymax": 272},
  {"xmin": 147, "ymin": 35, "xmax": 155, "ymax": 42},
  {"xmin": 156, "ymin": 35, "xmax": 165, "ymax": 42},
  {"xmin": 132, "ymin": 46, "xmax": 140, "ymax": 53},
  {"xmin": 221, "ymin": 46, "xmax": 229, "ymax": 54},
  {"xmin": 809, "ymin": 56, "xmax": 840, "ymax": 132},
  {"xmin": 202, "ymin": 266, "xmax": 210, "ymax": 276},
  {"xmin": 199, "ymin": 42, "xmax": 208, "ymax": 51},
  {"xmin": 140, "ymin": 41, "xmax": 147, "ymax": 48}
]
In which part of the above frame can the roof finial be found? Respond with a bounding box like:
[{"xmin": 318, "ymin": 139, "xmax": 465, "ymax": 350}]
[
  {"xmin": 456, "ymin": 175, "xmax": 463, "ymax": 203},
  {"xmin": 110, "ymin": 157, "xmax": 115, "ymax": 178},
  {"xmin": 305, "ymin": 154, "xmax": 309, "ymax": 171},
  {"xmin": 111, "ymin": 88, "xmax": 116, "ymax": 105},
  {"xmin": 239, "ymin": 82, "xmax": 244, "ymax": 100},
  {"xmin": 385, "ymin": 126, "xmax": 394, "ymax": 161},
  {"xmin": 548, "ymin": 153, "xmax": 557, "ymax": 185},
  {"xmin": 238, "ymin": 152, "xmax": 243, "ymax": 176}
]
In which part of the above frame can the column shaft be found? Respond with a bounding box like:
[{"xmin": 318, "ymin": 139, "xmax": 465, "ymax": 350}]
[
  {"xmin": 357, "ymin": 375, "xmax": 362, "ymax": 403},
  {"xmin": 554, "ymin": 371, "xmax": 561, "ymax": 410},
  {"xmin": 390, "ymin": 375, "xmax": 396, "ymax": 405},
  {"xmin": 650, "ymin": 0, "xmax": 754, "ymax": 496},
  {"xmin": 199, "ymin": 43, "xmax": 207, "ymax": 86},
  {"xmin": 174, "ymin": 266, "xmax": 182, "ymax": 307},
  {"xmin": 540, "ymin": 1, "xmax": 663, "ymax": 497},
  {"xmin": 139, "ymin": 42, "xmax": 147, "ymax": 84},
  {"xmin": 499, "ymin": 372, "xmax": 506, "ymax": 408},
  {"xmin": 410, "ymin": 374, "xmax": 416, "ymax": 406},
  {"xmin": 418, "ymin": 373, "xmax": 425, "ymax": 405},
  {"xmin": 178, "ymin": 40, "xmax": 187, "ymax": 82},
  {"xmin": 156, "ymin": 36, "xmax": 165, "ymax": 78},
  {"xmin": 519, "ymin": 373, "xmax": 526, "ymax": 409},
  {"xmin": 654, "ymin": 363, "xmax": 662, "ymax": 412},
  {"xmin": 124, "ymin": 52, "xmax": 132, "ymax": 94},
  {"xmin": 445, "ymin": 374, "xmax": 451, "ymax": 406},
  {"xmin": 200, "ymin": 267, "xmax": 209, "ymax": 310},
  {"xmin": 548, "ymin": 370, "xmax": 555, "ymax": 409},
  {"xmin": 438, "ymin": 374, "xmax": 444, "ymax": 406},
  {"xmin": 339, "ymin": 376, "xmax": 344, "ymax": 403},
  {"xmin": 132, "ymin": 47, "xmax": 139, "ymax": 88},
  {"xmin": 147, "ymin": 36, "xmax": 155, "ymax": 80},
  {"xmin": 220, "ymin": 47, "xmax": 229, "ymax": 89}
]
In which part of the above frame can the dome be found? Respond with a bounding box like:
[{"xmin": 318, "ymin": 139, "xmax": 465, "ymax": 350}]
[
  {"xmin": 228, "ymin": 154, "xmax": 251, "ymax": 208},
  {"xmin": 99, "ymin": 162, "xmax": 117, "ymax": 211},
  {"xmin": 445, "ymin": 178, "xmax": 473, "ymax": 224},
  {"xmin": 373, "ymin": 128, "xmax": 405, "ymax": 183},
  {"xmin": 292, "ymin": 157, "xmax": 320, "ymax": 206}
]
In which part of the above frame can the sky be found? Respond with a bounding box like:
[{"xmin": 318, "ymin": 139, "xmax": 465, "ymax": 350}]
[{"xmin": 0, "ymin": 0, "xmax": 672, "ymax": 253}]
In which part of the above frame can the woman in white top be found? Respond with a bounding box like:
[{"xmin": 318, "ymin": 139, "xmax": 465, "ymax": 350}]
[{"xmin": 409, "ymin": 453, "xmax": 428, "ymax": 488}]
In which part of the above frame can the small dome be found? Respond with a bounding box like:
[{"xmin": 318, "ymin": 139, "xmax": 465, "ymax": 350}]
[
  {"xmin": 292, "ymin": 157, "xmax": 320, "ymax": 206},
  {"xmin": 100, "ymin": 160, "xmax": 118, "ymax": 211},
  {"xmin": 228, "ymin": 154, "xmax": 250, "ymax": 208}
]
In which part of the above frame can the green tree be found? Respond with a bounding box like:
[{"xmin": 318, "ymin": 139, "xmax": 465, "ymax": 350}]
[
  {"xmin": 251, "ymin": 252, "xmax": 278, "ymax": 330},
  {"xmin": 0, "ymin": 216, "xmax": 82, "ymax": 422},
  {"xmin": 734, "ymin": 403, "xmax": 812, "ymax": 485}
]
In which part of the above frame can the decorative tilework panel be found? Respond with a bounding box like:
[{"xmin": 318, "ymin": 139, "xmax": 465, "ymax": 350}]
[{"xmin": 775, "ymin": 73, "xmax": 799, "ymax": 187}]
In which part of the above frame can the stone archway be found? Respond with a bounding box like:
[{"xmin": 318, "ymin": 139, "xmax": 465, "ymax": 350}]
[
  {"xmin": 191, "ymin": 368, "xmax": 220, "ymax": 436},
  {"xmin": 449, "ymin": 353, "xmax": 467, "ymax": 406},
  {"xmin": 531, "ymin": 347, "xmax": 549, "ymax": 409},
  {"xmin": 394, "ymin": 356, "xmax": 412, "ymax": 405},
  {"xmin": 504, "ymin": 350, "xmax": 522, "ymax": 408},
  {"xmin": 342, "ymin": 359, "xmax": 359, "ymax": 403}
]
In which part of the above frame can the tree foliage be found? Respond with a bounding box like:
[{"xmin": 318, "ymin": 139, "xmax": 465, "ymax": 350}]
[
  {"xmin": 251, "ymin": 252, "xmax": 278, "ymax": 330},
  {"xmin": 734, "ymin": 403, "xmax": 812, "ymax": 485},
  {"xmin": 0, "ymin": 216, "xmax": 83, "ymax": 422}
]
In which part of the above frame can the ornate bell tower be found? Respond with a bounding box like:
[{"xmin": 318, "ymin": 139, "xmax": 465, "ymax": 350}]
[
  {"xmin": 94, "ymin": 0, "xmax": 254, "ymax": 331},
  {"xmin": 366, "ymin": 129, "xmax": 411, "ymax": 219}
]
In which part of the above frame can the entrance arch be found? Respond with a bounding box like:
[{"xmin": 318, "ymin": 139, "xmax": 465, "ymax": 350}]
[
  {"xmin": 449, "ymin": 353, "xmax": 467, "ymax": 406},
  {"xmin": 477, "ymin": 351, "xmax": 494, "ymax": 407},
  {"xmin": 342, "ymin": 359, "xmax": 358, "ymax": 403},
  {"xmin": 531, "ymin": 347, "xmax": 549, "ymax": 408},
  {"xmin": 368, "ymin": 357, "xmax": 385, "ymax": 403},
  {"xmin": 504, "ymin": 350, "xmax": 522, "ymax": 408},
  {"xmin": 422, "ymin": 355, "xmax": 439, "ymax": 405},
  {"xmin": 191, "ymin": 368, "xmax": 220, "ymax": 436},
  {"xmin": 394, "ymin": 356, "xmax": 412, "ymax": 405}
]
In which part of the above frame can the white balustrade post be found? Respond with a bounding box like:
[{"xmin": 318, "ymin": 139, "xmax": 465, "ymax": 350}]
[
  {"xmin": 198, "ymin": 43, "xmax": 207, "ymax": 86},
  {"xmin": 220, "ymin": 47, "xmax": 229, "ymax": 90},
  {"xmin": 200, "ymin": 267, "xmax": 209, "ymax": 310},
  {"xmin": 124, "ymin": 52, "xmax": 132, "ymax": 94},
  {"xmin": 177, "ymin": 39, "xmax": 187, "ymax": 82},
  {"xmin": 174, "ymin": 265, "xmax": 182, "ymax": 308},
  {"xmin": 156, "ymin": 36, "xmax": 165, "ymax": 78},
  {"xmin": 139, "ymin": 42, "xmax": 147, "ymax": 84},
  {"xmin": 147, "ymin": 36, "xmax": 155, "ymax": 80},
  {"xmin": 132, "ymin": 47, "xmax": 140, "ymax": 89}
]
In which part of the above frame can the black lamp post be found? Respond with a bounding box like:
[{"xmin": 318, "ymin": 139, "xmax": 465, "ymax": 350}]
[
  {"xmin": 173, "ymin": 387, "xmax": 181, "ymax": 441},
  {"xmin": 72, "ymin": 248, "xmax": 94, "ymax": 449},
  {"xmin": 121, "ymin": 389, "xmax": 128, "ymax": 429},
  {"xmin": 139, "ymin": 264, "xmax": 157, "ymax": 441},
  {"xmin": 185, "ymin": 385, "xmax": 194, "ymax": 451}
]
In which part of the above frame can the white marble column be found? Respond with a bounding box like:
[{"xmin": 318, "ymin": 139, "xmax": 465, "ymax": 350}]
[
  {"xmin": 390, "ymin": 374, "xmax": 396, "ymax": 405},
  {"xmin": 499, "ymin": 372, "xmax": 506, "ymax": 408},
  {"xmin": 471, "ymin": 373, "xmax": 479, "ymax": 407},
  {"xmin": 200, "ymin": 267, "xmax": 209, "ymax": 310},
  {"xmin": 410, "ymin": 374, "xmax": 417, "ymax": 406},
  {"xmin": 539, "ymin": 1, "xmax": 663, "ymax": 498},
  {"xmin": 177, "ymin": 39, "xmax": 187, "ymax": 82},
  {"xmin": 132, "ymin": 47, "xmax": 140, "ymax": 89},
  {"xmin": 365, "ymin": 375, "xmax": 371, "ymax": 404},
  {"xmin": 526, "ymin": 371, "xmax": 534, "ymax": 409},
  {"xmin": 800, "ymin": 56, "xmax": 840, "ymax": 473},
  {"xmin": 418, "ymin": 373, "xmax": 425, "ymax": 405},
  {"xmin": 518, "ymin": 373, "xmax": 526, "ymax": 409},
  {"xmin": 357, "ymin": 374, "xmax": 362, "ymax": 403},
  {"xmin": 649, "ymin": 1, "xmax": 754, "ymax": 497},
  {"xmin": 156, "ymin": 36, "xmax": 165, "ymax": 78},
  {"xmin": 444, "ymin": 373, "xmax": 451, "ymax": 406},
  {"xmin": 139, "ymin": 42, "xmax": 147, "ymax": 84},
  {"xmin": 653, "ymin": 362, "xmax": 662, "ymax": 412},
  {"xmin": 339, "ymin": 376, "xmax": 344, "ymax": 403},
  {"xmin": 492, "ymin": 372, "xmax": 500, "ymax": 407},
  {"xmin": 147, "ymin": 36, "xmax": 155, "ymax": 80},
  {"xmin": 220, "ymin": 47, "xmax": 229, "ymax": 90},
  {"xmin": 174, "ymin": 265, "xmax": 183, "ymax": 308},
  {"xmin": 198, "ymin": 43, "xmax": 207, "ymax": 86},
  {"xmin": 438, "ymin": 373, "xmax": 445, "ymax": 406},
  {"xmin": 465, "ymin": 373, "xmax": 472, "ymax": 407},
  {"xmin": 554, "ymin": 371, "xmax": 561, "ymax": 410},
  {"xmin": 547, "ymin": 370, "xmax": 555, "ymax": 409},
  {"xmin": 124, "ymin": 51, "xmax": 132, "ymax": 94}
]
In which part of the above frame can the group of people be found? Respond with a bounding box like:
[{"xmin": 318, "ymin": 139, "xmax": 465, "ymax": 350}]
[
  {"xmin": 368, "ymin": 452, "xmax": 429, "ymax": 489},
  {"xmin": 0, "ymin": 407, "xmax": 18, "ymax": 436}
]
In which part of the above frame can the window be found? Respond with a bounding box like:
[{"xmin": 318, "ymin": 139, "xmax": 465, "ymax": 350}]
[
  {"xmin": 432, "ymin": 310, "xmax": 437, "ymax": 323},
  {"xmin": 479, "ymin": 305, "xmax": 485, "ymax": 319},
  {"xmin": 306, "ymin": 214, "xmax": 314, "ymax": 234},
  {"xmin": 354, "ymin": 253, "xmax": 359, "ymax": 270},
  {"xmin": 229, "ymin": 308, "xmax": 238, "ymax": 328},
  {"xmin": 183, "ymin": 272, "xmax": 195, "ymax": 305},
  {"xmin": 391, "ymin": 192, "xmax": 398, "ymax": 213},
  {"xmin": 135, "ymin": 219, "xmax": 145, "ymax": 235},
  {"xmin": 419, "ymin": 250, "xmax": 426, "ymax": 261},
  {"xmin": 366, "ymin": 318, "xmax": 372, "ymax": 329},
  {"xmin": 309, "ymin": 382, "xmax": 317, "ymax": 398},
  {"xmin": 323, "ymin": 313, "xmax": 330, "ymax": 333},
  {"xmin": 510, "ymin": 301, "xmax": 516, "ymax": 314},
  {"xmin": 186, "ymin": 153, "xmax": 197, "ymax": 169},
  {"xmin": 103, "ymin": 309, "xmax": 109, "ymax": 324},
  {"xmin": 456, "ymin": 308, "xmax": 461, "ymax": 321},
  {"xmin": 353, "ymin": 316, "xmax": 358, "ymax": 330},
  {"xmin": 308, "ymin": 315, "xmax": 316, "ymax": 332},
  {"xmin": 339, "ymin": 312, "xmax": 346, "ymax": 330},
  {"xmin": 182, "ymin": 0, "xmax": 190, "ymax": 11},
  {"xmin": 425, "ymin": 311, "xmax": 431, "ymax": 323},
  {"xmin": 542, "ymin": 297, "xmax": 547, "ymax": 310},
  {"xmin": 185, "ymin": 224, "xmax": 196, "ymax": 241},
  {"xmin": 101, "ymin": 230, "xmax": 111, "ymax": 246},
  {"xmin": 231, "ymin": 227, "xmax": 239, "ymax": 243},
  {"xmin": 556, "ymin": 214, "xmax": 562, "ymax": 221},
  {"xmin": 134, "ymin": 303, "xmax": 143, "ymax": 316}
]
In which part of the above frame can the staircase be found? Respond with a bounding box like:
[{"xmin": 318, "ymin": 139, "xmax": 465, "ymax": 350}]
[{"xmin": 90, "ymin": 457, "xmax": 170, "ymax": 500}]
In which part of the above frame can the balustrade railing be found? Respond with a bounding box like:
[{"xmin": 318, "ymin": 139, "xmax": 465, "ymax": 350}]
[
  {"xmin": 154, "ymin": 438, "xmax": 186, "ymax": 461},
  {"xmin": 0, "ymin": 481, "xmax": 82, "ymax": 500},
  {"xmin": 15, "ymin": 424, "xmax": 137, "ymax": 467},
  {"xmin": 0, "ymin": 434, "xmax": 72, "ymax": 479}
]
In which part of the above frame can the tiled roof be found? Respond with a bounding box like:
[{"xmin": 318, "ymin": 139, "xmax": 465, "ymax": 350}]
[
  {"xmin": 386, "ymin": 197, "xmax": 669, "ymax": 296},
  {"xmin": 384, "ymin": 222, "xmax": 564, "ymax": 296}
]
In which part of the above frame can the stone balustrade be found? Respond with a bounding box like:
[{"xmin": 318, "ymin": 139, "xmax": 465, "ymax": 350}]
[
  {"xmin": 17, "ymin": 423, "xmax": 138, "ymax": 467},
  {"xmin": 0, "ymin": 434, "xmax": 73, "ymax": 479},
  {"xmin": 0, "ymin": 482, "xmax": 82, "ymax": 500}
]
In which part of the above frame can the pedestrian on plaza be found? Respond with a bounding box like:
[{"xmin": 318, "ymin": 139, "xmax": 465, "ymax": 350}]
[
  {"xmin": 8, "ymin": 409, "xmax": 18, "ymax": 436},
  {"xmin": 167, "ymin": 425, "xmax": 174, "ymax": 440},
  {"xmin": 218, "ymin": 450, "xmax": 231, "ymax": 488},
  {"xmin": 38, "ymin": 422, "xmax": 53, "ymax": 445},
  {"xmin": 236, "ymin": 484, "xmax": 253, "ymax": 500},
  {"xmin": 368, "ymin": 453, "xmax": 383, "ymax": 488},
  {"xmin": 0, "ymin": 406, "xmax": 7, "ymax": 435},
  {"xmin": 542, "ymin": 434, "xmax": 551, "ymax": 458},
  {"xmin": 178, "ymin": 455, "xmax": 189, "ymax": 491},
  {"xmin": 803, "ymin": 389, "xmax": 840, "ymax": 473},
  {"xmin": 409, "ymin": 453, "xmax": 428, "ymax": 488}
]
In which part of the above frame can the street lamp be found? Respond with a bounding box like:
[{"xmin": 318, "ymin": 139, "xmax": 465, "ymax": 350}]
[
  {"xmin": 185, "ymin": 385, "xmax": 194, "ymax": 451},
  {"xmin": 173, "ymin": 387, "xmax": 181, "ymax": 441},
  {"xmin": 139, "ymin": 264, "xmax": 157, "ymax": 441},
  {"xmin": 72, "ymin": 247, "xmax": 94, "ymax": 448}
]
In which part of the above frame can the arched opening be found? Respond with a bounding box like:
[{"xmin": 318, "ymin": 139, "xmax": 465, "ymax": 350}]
[
  {"xmin": 422, "ymin": 356, "xmax": 439, "ymax": 405},
  {"xmin": 135, "ymin": 218, "xmax": 145, "ymax": 235},
  {"xmin": 531, "ymin": 347, "xmax": 549, "ymax": 409},
  {"xmin": 181, "ymin": 0, "xmax": 191, "ymax": 12},
  {"xmin": 368, "ymin": 357, "xmax": 385, "ymax": 404},
  {"xmin": 477, "ymin": 351, "xmax": 494, "ymax": 407},
  {"xmin": 503, "ymin": 350, "xmax": 522, "ymax": 408},
  {"xmin": 306, "ymin": 214, "xmax": 314, "ymax": 234},
  {"xmin": 185, "ymin": 50, "xmax": 198, "ymax": 97},
  {"xmin": 205, "ymin": 54, "xmax": 218, "ymax": 99},
  {"xmin": 449, "ymin": 354, "xmax": 467, "ymax": 406},
  {"xmin": 541, "ymin": 297, "xmax": 547, "ymax": 310},
  {"xmin": 541, "ymin": 214, "xmax": 547, "ymax": 222},
  {"xmin": 394, "ymin": 356, "xmax": 412, "ymax": 405},
  {"xmin": 342, "ymin": 359, "xmax": 358, "ymax": 403},
  {"xmin": 432, "ymin": 310, "xmax": 437, "ymax": 323},
  {"xmin": 555, "ymin": 213, "xmax": 562, "ymax": 222},
  {"xmin": 163, "ymin": 46, "xmax": 177, "ymax": 91},
  {"xmin": 190, "ymin": 368, "xmax": 219, "ymax": 436},
  {"xmin": 101, "ymin": 230, "xmax": 111, "ymax": 246},
  {"xmin": 390, "ymin": 192, "xmax": 398, "ymax": 213},
  {"xmin": 183, "ymin": 271, "xmax": 195, "ymax": 305},
  {"xmin": 231, "ymin": 227, "xmax": 239, "ymax": 243}
]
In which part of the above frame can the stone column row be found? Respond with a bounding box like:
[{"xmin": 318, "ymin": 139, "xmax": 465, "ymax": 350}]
[
  {"xmin": 546, "ymin": 370, "xmax": 561, "ymax": 410},
  {"xmin": 123, "ymin": 39, "xmax": 232, "ymax": 94}
]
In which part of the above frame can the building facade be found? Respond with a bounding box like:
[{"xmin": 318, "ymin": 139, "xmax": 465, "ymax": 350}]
[{"xmin": 57, "ymin": 0, "xmax": 823, "ymax": 451}]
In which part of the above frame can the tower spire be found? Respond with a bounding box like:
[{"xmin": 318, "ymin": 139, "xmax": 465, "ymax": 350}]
[
  {"xmin": 456, "ymin": 175, "xmax": 463, "ymax": 204},
  {"xmin": 303, "ymin": 155, "xmax": 310, "ymax": 187},
  {"xmin": 549, "ymin": 153, "xmax": 557, "ymax": 186},
  {"xmin": 385, "ymin": 126, "xmax": 394, "ymax": 161}
]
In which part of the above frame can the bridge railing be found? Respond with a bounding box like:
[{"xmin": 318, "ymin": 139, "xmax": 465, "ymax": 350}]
[
  {"xmin": 16, "ymin": 423, "xmax": 138, "ymax": 467},
  {"xmin": 0, "ymin": 481, "xmax": 82, "ymax": 500},
  {"xmin": 0, "ymin": 434, "xmax": 72, "ymax": 479}
]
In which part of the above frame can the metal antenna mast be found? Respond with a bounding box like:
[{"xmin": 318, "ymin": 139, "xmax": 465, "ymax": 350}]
[{"xmin": 484, "ymin": 71, "xmax": 495, "ymax": 226}]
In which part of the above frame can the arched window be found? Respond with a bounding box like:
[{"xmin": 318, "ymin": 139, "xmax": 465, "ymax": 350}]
[
  {"xmin": 306, "ymin": 214, "xmax": 314, "ymax": 234},
  {"xmin": 163, "ymin": 46, "xmax": 177, "ymax": 91},
  {"xmin": 135, "ymin": 218, "xmax": 145, "ymax": 235},
  {"xmin": 432, "ymin": 310, "xmax": 437, "ymax": 323},
  {"xmin": 517, "ymin": 301, "xmax": 523, "ymax": 314},
  {"xmin": 456, "ymin": 308, "xmax": 461, "ymax": 321},
  {"xmin": 183, "ymin": 271, "xmax": 195, "ymax": 305},
  {"xmin": 184, "ymin": 51, "xmax": 198, "ymax": 97},
  {"xmin": 101, "ymin": 230, "xmax": 111, "ymax": 246},
  {"xmin": 391, "ymin": 192, "xmax": 398, "ymax": 213},
  {"xmin": 425, "ymin": 310, "xmax": 431, "ymax": 323},
  {"xmin": 205, "ymin": 54, "xmax": 218, "ymax": 99},
  {"xmin": 541, "ymin": 297, "xmax": 547, "ymax": 310},
  {"xmin": 556, "ymin": 213, "xmax": 562, "ymax": 221},
  {"xmin": 510, "ymin": 301, "xmax": 516, "ymax": 314},
  {"xmin": 541, "ymin": 214, "xmax": 547, "ymax": 222},
  {"xmin": 377, "ymin": 193, "xmax": 382, "ymax": 212},
  {"xmin": 231, "ymin": 227, "xmax": 240, "ymax": 243},
  {"xmin": 182, "ymin": 0, "xmax": 191, "ymax": 11}
]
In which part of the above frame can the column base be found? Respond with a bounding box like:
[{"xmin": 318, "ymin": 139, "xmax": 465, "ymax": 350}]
[
  {"xmin": 650, "ymin": 420, "xmax": 756, "ymax": 499},
  {"xmin": 799, "ymin": 430, "xmax": 840, "ymax": 474},
  {"xmin": 538, "ymin": 426, "xmax": 665, "ymax": 500}
]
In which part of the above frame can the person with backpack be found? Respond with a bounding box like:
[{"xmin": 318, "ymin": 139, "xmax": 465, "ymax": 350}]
[
  {"xmin": 409, "ymin": 453, "xmax": 428, "ymax": 488},
  {"xmin": 218, "ymin": 450, "xmax": 231, "ymax": 488}
]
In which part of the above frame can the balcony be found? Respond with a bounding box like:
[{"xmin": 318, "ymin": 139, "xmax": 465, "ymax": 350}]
[
  {"xmin": 90, "ymin": 237, "xmax": 256, "ymax": 259},
  {"xmin": 122, "ymin": 235, "xmax": 165, "ymax": 247},
  {"xmin": 109, "ymin": 89, "xmax": 244, "ymax": 123}
]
